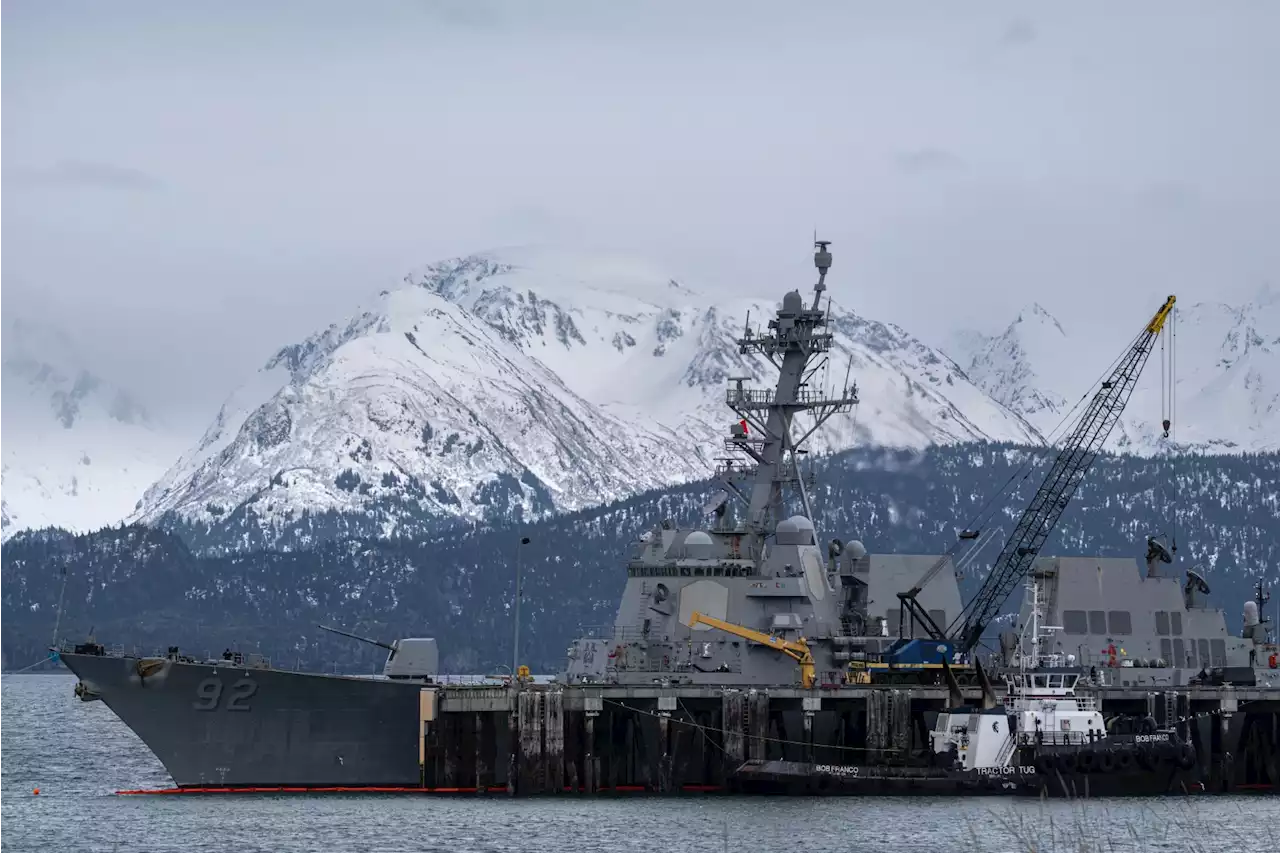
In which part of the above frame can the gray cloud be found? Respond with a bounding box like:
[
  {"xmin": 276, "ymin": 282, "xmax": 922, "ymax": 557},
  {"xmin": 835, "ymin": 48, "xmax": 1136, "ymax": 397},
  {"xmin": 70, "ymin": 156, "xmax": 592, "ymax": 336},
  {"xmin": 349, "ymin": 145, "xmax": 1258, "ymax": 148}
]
[
  {"xmin": 0, "ymin": 0, "xmax": 1276, "ymax": 430},
  {"xmin": 894, "ymin": 148, "xmax": 966, "ymax": 176},
  {"xmin": 1136, "ymin": 181, "xmax": 1201, "ymax": 212},
  {"xmin": 412, "ymin": 0, "xmax": 506, "ymax": 31},
  {"xmin": 6, "ymin": 160, "xmax": 164, "ymax": 192},
  {"xmin": 999, "ymin": 18, "xmax": 1038, "ymax": 48}
]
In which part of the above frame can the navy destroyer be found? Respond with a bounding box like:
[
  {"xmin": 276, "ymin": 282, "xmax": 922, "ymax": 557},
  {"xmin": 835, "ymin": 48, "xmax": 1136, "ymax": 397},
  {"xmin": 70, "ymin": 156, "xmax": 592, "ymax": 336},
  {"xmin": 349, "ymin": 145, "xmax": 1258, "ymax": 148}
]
[{"xmin": 56, "ymin": 242, "xmax": 1279, "ymax": 794}]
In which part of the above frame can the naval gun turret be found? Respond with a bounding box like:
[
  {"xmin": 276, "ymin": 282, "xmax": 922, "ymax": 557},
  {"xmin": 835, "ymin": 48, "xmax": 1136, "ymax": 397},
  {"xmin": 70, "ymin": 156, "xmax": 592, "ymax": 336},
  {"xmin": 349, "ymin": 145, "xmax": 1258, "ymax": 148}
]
[{"xmin": 319, "ymin": 624, "xmax": 440, "ymax": 681}]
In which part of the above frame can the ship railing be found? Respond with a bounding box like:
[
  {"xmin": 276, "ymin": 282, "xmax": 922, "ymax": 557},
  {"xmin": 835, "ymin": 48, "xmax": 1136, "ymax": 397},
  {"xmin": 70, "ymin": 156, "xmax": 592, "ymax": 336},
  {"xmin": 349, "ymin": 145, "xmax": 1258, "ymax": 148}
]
[
  {"xmin": 1004, "ymin": 692, "xmax": 1098, "ymax": 711},
  {"xmin": 431, "ymin": 675, "xmax": 516, "ymax": 686},
  {"xmin": 609, "ymin": 658, "xmax": 744, "ymax": 676},
  {"xmin": 725, "ymin": 386, "xmax": 850, "ymax": 409},
  {"xmin": 575, "ymin": 626, "xmax": 659, "ymax": 644}
]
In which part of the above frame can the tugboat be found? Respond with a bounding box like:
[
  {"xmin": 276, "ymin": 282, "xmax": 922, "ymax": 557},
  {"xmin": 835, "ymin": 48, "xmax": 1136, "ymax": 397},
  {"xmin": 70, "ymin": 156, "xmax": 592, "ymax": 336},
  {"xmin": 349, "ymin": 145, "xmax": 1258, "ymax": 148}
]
[
  {"xmin": 736, "ymin": 576, "xmax": 1198, "ymax": 796},
  {"xmin": 929, "ymin": 576, "xmax": 1198, "ymax": 797}
]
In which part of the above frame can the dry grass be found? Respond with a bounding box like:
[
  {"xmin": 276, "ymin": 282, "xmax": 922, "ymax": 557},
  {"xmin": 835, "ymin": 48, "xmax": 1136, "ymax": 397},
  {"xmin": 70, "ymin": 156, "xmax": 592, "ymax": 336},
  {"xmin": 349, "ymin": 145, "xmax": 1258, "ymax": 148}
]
[{"xmin": 963, "ymin": 798, "xmax": 1275, "ymax": 853}]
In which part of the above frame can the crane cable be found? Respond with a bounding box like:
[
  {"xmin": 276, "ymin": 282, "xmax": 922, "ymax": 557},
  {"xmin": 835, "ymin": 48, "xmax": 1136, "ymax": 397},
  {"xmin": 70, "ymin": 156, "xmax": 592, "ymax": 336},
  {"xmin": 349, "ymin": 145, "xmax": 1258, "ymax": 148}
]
[
  {"xmin": 942, "ymin": 324, "xmax": 1150, "ymax": 563},
  {"xmin": 1167, "ymin": 305, "xmax": 1178, "ymax": 554}
]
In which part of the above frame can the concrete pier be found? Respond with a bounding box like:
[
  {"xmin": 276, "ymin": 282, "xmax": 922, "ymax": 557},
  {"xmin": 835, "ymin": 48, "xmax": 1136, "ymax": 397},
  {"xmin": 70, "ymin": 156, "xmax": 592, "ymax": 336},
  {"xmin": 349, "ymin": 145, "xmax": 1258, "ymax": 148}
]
[{"xmin": 421, "ymin": 682, "xmax": 1280, "ymax": 794}]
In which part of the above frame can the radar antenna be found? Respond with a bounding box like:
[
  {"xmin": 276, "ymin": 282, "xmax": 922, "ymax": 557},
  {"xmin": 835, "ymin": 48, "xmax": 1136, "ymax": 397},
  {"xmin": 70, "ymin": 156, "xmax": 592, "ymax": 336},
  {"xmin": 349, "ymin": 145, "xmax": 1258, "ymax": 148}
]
[{"xmin": 719, "ymin": 241, "xmax": 858, "ymax": 538}]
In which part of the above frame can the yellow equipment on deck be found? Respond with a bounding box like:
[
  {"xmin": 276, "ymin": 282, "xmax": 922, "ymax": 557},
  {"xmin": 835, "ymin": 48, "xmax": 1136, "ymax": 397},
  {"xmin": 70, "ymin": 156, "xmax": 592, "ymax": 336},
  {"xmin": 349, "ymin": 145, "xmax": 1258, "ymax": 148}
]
[{"xmin": 686, "ymin": 610, "xmax": 816, "ymax": 689}]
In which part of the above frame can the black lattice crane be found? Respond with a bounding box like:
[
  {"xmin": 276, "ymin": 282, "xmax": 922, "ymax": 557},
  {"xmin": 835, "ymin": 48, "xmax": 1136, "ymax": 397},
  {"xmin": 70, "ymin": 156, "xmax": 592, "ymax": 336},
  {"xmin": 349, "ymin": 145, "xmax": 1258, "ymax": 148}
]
[{"xmin": 885, "ymin": 295, "xmax": 1177, "ymax": 665}]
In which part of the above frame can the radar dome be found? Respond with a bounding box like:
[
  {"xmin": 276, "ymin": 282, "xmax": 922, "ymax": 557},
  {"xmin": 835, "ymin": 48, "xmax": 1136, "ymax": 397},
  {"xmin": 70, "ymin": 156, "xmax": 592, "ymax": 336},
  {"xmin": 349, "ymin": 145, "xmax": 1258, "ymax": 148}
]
[
  {"xmin": 847, "ymin": 540, "xmax": 868, "ymax": 560},
  {"xmin": 776, "ymin": 515, "xmax": 814, "ymax": 545},
  {"xmin": 1244, "ymin": 600, "xmax": 1260, "ymax": 626},
  {"xmin": 685, "ymin": 530, "xmax": 714, "ymax": 560},
  {"xmin": 782, "ymin": 290, "xmax": 804, "ymax": 313}
]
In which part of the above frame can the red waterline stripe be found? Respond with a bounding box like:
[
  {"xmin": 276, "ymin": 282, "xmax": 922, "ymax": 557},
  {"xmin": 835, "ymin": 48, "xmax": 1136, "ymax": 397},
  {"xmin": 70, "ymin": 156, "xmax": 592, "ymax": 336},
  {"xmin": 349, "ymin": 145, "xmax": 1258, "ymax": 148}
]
[
  {"xmin": 117, "ymin": 786, "xmax": 487, "ymax": 795},
  {"xmin": 116, "ymin": 782, "xmax": 724, "ymax": 796}
]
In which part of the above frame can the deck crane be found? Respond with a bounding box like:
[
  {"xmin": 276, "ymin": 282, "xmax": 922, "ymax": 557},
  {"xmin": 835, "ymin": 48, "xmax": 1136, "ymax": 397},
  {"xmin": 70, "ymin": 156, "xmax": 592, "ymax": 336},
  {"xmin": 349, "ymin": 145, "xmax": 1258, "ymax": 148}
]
[
  {"xmin": 685, "ymin": 611, "xmax": 817, "ymax": 688},
  {"xmin": 885, "ymin": 294, "xmax": 1178, "ymax": 667}
]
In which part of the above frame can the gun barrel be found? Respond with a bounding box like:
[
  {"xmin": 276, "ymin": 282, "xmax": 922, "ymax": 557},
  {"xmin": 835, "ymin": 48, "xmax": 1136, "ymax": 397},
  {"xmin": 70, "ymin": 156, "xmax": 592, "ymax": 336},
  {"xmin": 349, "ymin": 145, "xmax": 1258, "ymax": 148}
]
[{"xmin": 318, "ymin": 624, "xmax": 396, "ymax": 652}]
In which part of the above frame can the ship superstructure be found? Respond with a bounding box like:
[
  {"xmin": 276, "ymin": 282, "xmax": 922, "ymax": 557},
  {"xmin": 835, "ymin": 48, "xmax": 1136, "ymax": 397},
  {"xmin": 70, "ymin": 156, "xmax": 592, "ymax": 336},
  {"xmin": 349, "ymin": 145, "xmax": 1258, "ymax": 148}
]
[{"xmin": 562, "ymin": 243, "xmax": 963, "ymax": 689}]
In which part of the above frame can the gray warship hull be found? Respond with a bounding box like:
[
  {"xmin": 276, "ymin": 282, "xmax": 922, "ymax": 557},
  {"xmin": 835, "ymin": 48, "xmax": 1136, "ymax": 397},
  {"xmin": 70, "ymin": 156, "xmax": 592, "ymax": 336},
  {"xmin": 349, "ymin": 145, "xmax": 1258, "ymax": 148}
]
[{"xmin": 61, "ymin": 651, "xmax": 426, "ymax": 788}]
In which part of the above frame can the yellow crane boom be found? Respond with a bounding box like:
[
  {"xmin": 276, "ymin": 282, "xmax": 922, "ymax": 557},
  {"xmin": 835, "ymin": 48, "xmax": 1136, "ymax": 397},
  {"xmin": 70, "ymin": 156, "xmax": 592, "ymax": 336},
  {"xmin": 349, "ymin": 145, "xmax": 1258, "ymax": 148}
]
[{"xmin": 686, "ymin": 610, "xmax": 816, "ymax": 688}]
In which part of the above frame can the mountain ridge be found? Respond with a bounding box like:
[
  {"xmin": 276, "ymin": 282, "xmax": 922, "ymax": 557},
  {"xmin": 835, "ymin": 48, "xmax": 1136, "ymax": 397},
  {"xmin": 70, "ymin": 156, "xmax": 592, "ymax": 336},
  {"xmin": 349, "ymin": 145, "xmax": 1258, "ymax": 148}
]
[
  {"xmin": 4, "ymin": 247, "xmax": 1275, "ymax": 542},
  {"xmin": 125, "ymin": 248, "xmax": 1044, "ymax": 550},
  {"xmin": 948, "ymin": 290, "xmax": 1280, "ymax": 454}
]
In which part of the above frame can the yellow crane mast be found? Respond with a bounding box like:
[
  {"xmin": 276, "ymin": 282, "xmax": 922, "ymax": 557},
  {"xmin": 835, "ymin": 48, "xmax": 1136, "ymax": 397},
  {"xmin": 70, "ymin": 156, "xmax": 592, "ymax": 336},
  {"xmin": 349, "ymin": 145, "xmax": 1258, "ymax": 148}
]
[{"xmin": 685, "ymin": 611, "xmax": 816, "ymax": 689}]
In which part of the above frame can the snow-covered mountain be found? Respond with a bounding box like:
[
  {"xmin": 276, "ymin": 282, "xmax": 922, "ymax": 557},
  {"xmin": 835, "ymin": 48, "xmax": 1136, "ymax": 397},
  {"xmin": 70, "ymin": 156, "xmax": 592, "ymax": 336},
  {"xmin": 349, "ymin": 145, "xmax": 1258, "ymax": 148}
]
[
  {"xmin": 130, "ymin": 248, "xmax": 1042, "ymax": 544},
  {"xmin": 961, "ymin": 303, "xmax": 1075, "ymax": 437},
  {"xmin": 1, "ymin": 316, "xmax": 187, "ymax": 540},
  {"xmin": 951, "ymin": 287, "xmax": 1280, "ymax": 454}
]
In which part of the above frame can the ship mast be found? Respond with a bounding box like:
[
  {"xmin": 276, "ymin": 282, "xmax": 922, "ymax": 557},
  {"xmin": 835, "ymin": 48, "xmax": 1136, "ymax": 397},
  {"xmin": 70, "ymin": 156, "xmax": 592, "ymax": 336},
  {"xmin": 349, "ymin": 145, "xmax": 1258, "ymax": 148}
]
[{"xmin": 719, "ymin": 241, "xmax": 859, "ymax": 536}]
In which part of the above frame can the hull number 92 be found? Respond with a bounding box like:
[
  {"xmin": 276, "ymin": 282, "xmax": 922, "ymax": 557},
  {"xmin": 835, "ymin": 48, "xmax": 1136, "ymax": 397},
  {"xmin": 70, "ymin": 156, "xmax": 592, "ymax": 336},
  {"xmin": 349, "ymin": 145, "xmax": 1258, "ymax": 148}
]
[{"xmin": 193, "ymin": 677, "xmax": 257, "ymax": 711}]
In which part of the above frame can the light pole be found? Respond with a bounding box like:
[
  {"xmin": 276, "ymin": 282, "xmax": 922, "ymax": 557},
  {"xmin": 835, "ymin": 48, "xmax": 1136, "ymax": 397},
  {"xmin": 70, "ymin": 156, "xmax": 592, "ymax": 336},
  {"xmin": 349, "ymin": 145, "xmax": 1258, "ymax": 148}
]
[{"xmin": 513, "ymin": 535, "xmax": 530, "ymax": 681}]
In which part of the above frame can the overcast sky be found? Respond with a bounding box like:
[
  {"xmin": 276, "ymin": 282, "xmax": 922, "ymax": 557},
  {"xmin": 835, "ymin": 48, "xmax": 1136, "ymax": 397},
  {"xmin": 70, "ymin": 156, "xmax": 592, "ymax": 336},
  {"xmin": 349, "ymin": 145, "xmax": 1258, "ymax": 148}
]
[{"xmin": 4, "ymin": 1, "xmax": 1277, "ymax": 430}]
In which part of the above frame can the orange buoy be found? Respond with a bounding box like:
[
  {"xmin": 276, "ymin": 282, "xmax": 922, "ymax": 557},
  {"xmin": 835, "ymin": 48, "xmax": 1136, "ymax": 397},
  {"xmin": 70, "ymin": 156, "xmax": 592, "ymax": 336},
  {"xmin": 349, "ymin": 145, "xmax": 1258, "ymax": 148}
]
[{"xmin": 33, "ymin": 788, "xmax": 40, "ymax": 795}]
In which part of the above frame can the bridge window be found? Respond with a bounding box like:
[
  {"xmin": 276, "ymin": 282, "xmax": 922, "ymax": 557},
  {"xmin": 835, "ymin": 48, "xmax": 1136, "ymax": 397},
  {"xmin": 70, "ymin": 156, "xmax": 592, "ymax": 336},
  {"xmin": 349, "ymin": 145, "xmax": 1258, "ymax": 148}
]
[
  {"xmin": 1170, "ymin": 612, "xmax": 1182, "ymax": 635},
  {"xmin": 1198, "ymin": 639, "xmax": 1210, "ymax": 666},
  {"xmin": 1033, "ymin": 675, "xmax": 1048, "ymax": 689},
  {"xmin": 1210, "ymin": 639, "xmax": 1226, "ymax": 667},
  {"xmin": 1089, "ymin": 611, "xmax": 1107, "ymax": 634},
  {"xmin": 1062, "ymin": 610, "xmax": 1088, "ymax": 634},
  {"xmin": 1155, "ymin": 611, "xmax": 1170, "ymax": 636},
  {"xmin": 1048, "ymin": 674, "xmax": 1063, "ymax": 688},
  {"xmin": 1173, "ymin": 638, "xmax": 1185, "ymax": 665},
  {"xmin": 1107, "ymin": 611, "xmax": 1132, "ymax": 635},
  {"xmin": 1186, "ymin": 641, "xmax": 1197, "ymax": 668},
  {"xmin": 1161, "ymin": 639, "xmax": 1172, "ymax": 663}
]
